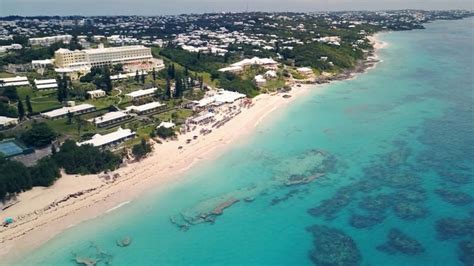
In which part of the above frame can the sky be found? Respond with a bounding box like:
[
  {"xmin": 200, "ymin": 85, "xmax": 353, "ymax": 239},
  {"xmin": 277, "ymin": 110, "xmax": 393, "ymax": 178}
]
[{"xmin": 0, "ymin": 0, "xmax": 473, "ymax": 16}]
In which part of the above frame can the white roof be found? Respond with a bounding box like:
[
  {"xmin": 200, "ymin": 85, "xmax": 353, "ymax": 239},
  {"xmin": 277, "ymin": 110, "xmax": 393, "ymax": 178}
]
[
  {"xmin": 218, "ymin": 66, "xmax": 243, "ymax": 72},
  {"xmin": 87, "ymin": 89, "xmax": 106, "ymax": 95},
  {"xmin": 0, "ymin": 76, "xmax": 28, "ymax": 83},
  {"xmin": 32, "ymin": 59, "xmax": 54, "ymax": 65},
  {"xmin": 89, "ymin": 111, "xmax": 129, "ymax": 125},
  {"xmin": 0, "ymin": 116, "xmax": 18, "ymax": 125},
  {"xmin": 158, "ymin": 121, "xmax": 175, "ymax": 129},
  {"xmin": 297, "ymin": 67, "xmax": 313, "ymax": 72},
  {"xmin": 126, "ymin": 88, "xmax": 157, "ymax": 98},
  {"xmin": 126, "ymin": 101, "xmax": 164, "ymax": 113},
  {"xmin": 84, "ymin": 45, "xmax": 149, "ymax": 54},
  {"xmin": 111, "ymin": 72, "xmax": 146, "ymax": 80},
  {"xmin": 42, "ymin": 104, "xmax": 95, "ymax": 118},
  {"xmin": 34, "ymin": 79, "xmax": 57, "ymax": 85},
  {"xmin": 78, "ymin": 128, "xmax": 135, "ymax": 148},
  {"xmin": 254, "ymin": 75, "xmax": 266, "ymax": 83},
  {"xmin": 231, "ymin": 57, "xmax": 277, "ymax": 67},
  {"xmin": 191, "ymin": 112, "xmax": 215, "ymax": 123},
  {"xmin": 264, "ymin": 70, "xmax": 277, "ymax": 77},
  {"xmin": 36, "ymin": 83, "xmax": 58, "ymax": 90},
  {"xmin": 196, "ymin": 90, "xmax": 245, "ymax": 107}
]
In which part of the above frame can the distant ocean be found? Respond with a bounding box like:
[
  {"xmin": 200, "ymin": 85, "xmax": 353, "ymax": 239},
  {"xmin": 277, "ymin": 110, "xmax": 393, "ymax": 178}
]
[{"xmin": 17, "ymin": 18, "xmax": 474, "ymax": 266}]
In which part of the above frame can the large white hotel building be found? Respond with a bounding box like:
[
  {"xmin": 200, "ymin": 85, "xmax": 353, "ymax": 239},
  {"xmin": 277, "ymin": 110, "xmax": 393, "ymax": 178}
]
[{"xmin": 54, "ymin": 45, "xmax": 153, "ymax": 69}]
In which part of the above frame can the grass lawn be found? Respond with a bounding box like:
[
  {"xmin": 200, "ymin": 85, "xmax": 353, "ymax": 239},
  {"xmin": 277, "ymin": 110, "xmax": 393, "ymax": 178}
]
[
  {"xmin": 154, "ymin": 108, "xmax": 193, "ymax": 123},
  {"xmin": 17, "ymin": 87, "xmax": 62, "ymax": 112},
  {"xmin": 262, "ymin": 78, "xmax": 286, "ymax": 93},
  {"xmin": 0, "ymin": 71, "xmax": 15, "ymax": 78}
]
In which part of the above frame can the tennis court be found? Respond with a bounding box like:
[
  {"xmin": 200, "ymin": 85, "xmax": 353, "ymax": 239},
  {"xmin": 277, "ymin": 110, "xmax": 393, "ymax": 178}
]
[{"xmin": 0, "ymin": 139, "xmax": 26, "ymax": 158}]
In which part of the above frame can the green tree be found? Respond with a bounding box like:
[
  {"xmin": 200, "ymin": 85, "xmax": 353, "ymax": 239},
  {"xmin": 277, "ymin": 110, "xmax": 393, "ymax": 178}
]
[
  {"xmin": 25, "ymin": 95, "xmax": 33, "ymax": 114},
  {"xmin": 174, "ymin": 76, "xmax": 183, "ymax": 98},
  {"xmin": 66, "ymin": 111, "xmax": 74, "ymax": 124},
  {"xmin": 17, "ymin": 99, "xmax": 25, "ymax": 121},
  {"xmin": 2, "ymin": 87, "xmax": 18, "ymax": 101},
  {"xmin": 140, "ymin": 70, "xmax": 146, "ymax": 84},
  {"xmin": 132, "ymin": 138, "xmax": 152, "ymax": 160},
  {"xmin": 165, "ymin": 77, "xmax": 171, "ymax": 99},
  {"xmin": 20, "ymin": 122, "xmax": 57, "ymax": 148},
  {"xmin": 135, "ymin": 70, "xmax": 139, "ymax": 82},
  {"xmin": 53, "ymin": 140, "xmax": 122, "ymax": 175},
  {"xmin": 152, "ymin": 68, "xmax": 156, "ymax": 80},
  {"xmin": 75, "ymin": 116, "xmax": 85, "ymax": 136},
  {"xmin": 104, "ymin": 66, "xmax": 113, "ymax": 94}
]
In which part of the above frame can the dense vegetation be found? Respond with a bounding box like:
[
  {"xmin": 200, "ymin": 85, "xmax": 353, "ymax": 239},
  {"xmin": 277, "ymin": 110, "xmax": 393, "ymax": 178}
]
[
  {"xmin": 20, "ymin": 122, "xmax": 57, "ymax": 148},
  {"xmin": 218, "ymin": 72, "xmax": 259, "ymax": 97},
  {"xmin": 132, "ymin": 138, "xmax": 152, "ymax": 160},
  {"xmin": 0, "ymin": 38, "xmax": 82, "ymax": 67},
  {"xmin": 158, "ymin": 47, "xmax": 232, "ymax": 73},
  {"xmin": 284, "ymin": 43, "xmax": 364, "ymax": 70},
  {"xmin": 0, "ymin": 157, "xmax": 60, "ymax": 202},
  {"xmin": 155, "ymin": 126, "xmax": 176, "ymax": 139},
  {"xmin": 53, "ymin": 140, "xmax": 122, "ymax": 175}
]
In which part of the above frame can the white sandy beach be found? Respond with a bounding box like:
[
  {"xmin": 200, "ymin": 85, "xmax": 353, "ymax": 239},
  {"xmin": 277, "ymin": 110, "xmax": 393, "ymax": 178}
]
[
  {"xmin": 0, "ymin": 84, "xmax": 317, "ymax": 262},
  {"xmin": 0, "ymin": 35, "xmax": 386, "ymax": 263}
]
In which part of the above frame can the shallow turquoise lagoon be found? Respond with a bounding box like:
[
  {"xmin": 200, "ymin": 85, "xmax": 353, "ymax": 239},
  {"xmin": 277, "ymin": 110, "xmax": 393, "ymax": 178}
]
[{"xmin": 16, "ymin": 18, "xmax": 474, "ymax": 266}]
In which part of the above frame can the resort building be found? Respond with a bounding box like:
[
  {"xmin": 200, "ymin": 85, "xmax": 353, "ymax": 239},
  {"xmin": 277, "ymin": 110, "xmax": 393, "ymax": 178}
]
[
  {"xmin": 54, "ymin": 45, "xmax": 153, "ymax": 69},
  {"xmin": 31, "ymin": 59, "xmax": 54, "ymax": 69},
  {"xmin": 42, "ymin": 104, "xmax": 96, "ymax": 120},
  {"xmin": 0, "ymin": 76, "xmax": 30, "ymax": 87},
  {"xmin": 111, "ymin": 72, "xmax": 147, "ymax": 81},
  {"xmin": 157, "ymin": 120, "xmax": 175, "ymax": 129},
  {"xmin": 86, "ymin": 89, "xmax": 107, "ymax": 99},
  {"xmin": 78, "ymin": 127, "xmax": 136, "ymax": 149},
  {"xmin": 254, "ymin": 75, "xmax": 267, "ymax": 86},
  {"xmin": 0, "ymin": 44, "xmax": 22, "ymax": 53},
  {"xmin": 219, "ymin": 57, "xmax": 279, "ymax": 73},
  {"xmin": 29, "ymin": 35, "xmax": 73, "ymax": 46},
  {"xmin": 34, "ymin": 79, "xmax": 58, "ymax": 90},
  {"xmin": 125, "ymin": 87, "xmax": 158, "ymax": 101},
  {"xmin": 189, "ymin": 112, "xmax": 216, "ymax": 125},
  {"xmin": 126, "ymin": 101, "xmax": 166, "ymax": 115},
  {"xmin": 0, "ymin": 116, "xmax": 18, "ymax": 129},
  {"xmin": 194, "ymin": 89, "xmax": 246, "ymax": 109},
  {"xmin": 88, "ymin": 111, "xmax": 131, "ymax": 128},
  {"xmin": 297, "ymin": 67, "xmax": 314, "ymax": 76}
]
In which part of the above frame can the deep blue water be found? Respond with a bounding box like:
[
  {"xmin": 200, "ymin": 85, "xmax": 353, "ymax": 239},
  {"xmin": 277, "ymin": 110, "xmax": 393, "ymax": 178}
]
[{"xmin": 15, "ymin": 18, "xmax": 474, "ymax": 266}]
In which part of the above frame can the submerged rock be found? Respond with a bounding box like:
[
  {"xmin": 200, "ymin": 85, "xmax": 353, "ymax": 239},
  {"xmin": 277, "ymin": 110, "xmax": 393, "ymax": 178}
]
[
  {"xmin": 116, "ymin": 236, "xmax": 132, "ymax": 247},
  {"xmin": 441, "ymin": 173, "xmax": 472, "ymax": 185},
  {"xmin": 358, "ymin": 194, "xmax": 392, "ymax": 212},
  {"xmin": 73, "ymin": 256, "xmax": 98, "ymax": 266},
  {"xmin": 395, "ymin": 188, "xmax": 427, "ymax": 203},
  {"xmin": 458, "ymin": 240, "xmax": 474, "ymax": 266},
  {"xmin": 393, "ymin": 201, "xmax": 428, "ymax": 220},
  {"xmin": 377, "ymin": 228, "xmax": 424, "ymax": 255},
  {"xmin": 435, "ymin": 189, "xmax": 473, "ymax": 206},
  {"xmin": 435, "ymin": 217, "xmax": 474, "ymax": 240},
  {"xmin": 308, "ymin": 189, "xmax": 354, "ymax": 220},
  {"xmin": 349, "ymin": 213, "xmax": 385, "ymax": 229},
  {"xmin": 306, "ymin": 225, "xmax": 362, "ymax": 266}
]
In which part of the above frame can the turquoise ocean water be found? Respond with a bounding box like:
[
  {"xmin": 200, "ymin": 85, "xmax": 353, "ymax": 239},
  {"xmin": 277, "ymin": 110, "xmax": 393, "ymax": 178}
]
[{"xmin": 15, "ymin": 18, "xmax": 474, "ymax": 266}]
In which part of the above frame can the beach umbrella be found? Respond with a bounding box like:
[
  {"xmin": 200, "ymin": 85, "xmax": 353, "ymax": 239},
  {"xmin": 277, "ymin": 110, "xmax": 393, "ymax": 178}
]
[{"xmin": 4, "ymin": 217, "xmax": 14, "ymax": 224}]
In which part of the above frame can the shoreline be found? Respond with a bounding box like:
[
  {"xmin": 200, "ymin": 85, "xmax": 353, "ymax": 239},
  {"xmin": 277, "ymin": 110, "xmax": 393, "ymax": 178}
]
[{"xmin": 0, "ymin": 34, "xmax": 387, "ymax": 264}]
